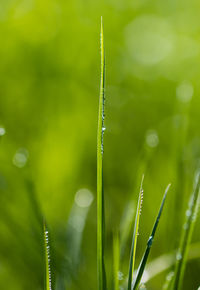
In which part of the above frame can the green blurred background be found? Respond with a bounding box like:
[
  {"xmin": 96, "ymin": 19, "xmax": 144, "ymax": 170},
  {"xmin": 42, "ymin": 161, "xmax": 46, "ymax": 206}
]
[{"xmin": 0, "ymin": 0, "xmax": 200, "ymax": 289}]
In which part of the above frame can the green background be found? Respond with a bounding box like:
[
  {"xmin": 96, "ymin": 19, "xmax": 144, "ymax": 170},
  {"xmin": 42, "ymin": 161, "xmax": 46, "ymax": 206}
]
[{"xmin": 0, "ymin": 0, "xmax": 200, "ymax": 289}]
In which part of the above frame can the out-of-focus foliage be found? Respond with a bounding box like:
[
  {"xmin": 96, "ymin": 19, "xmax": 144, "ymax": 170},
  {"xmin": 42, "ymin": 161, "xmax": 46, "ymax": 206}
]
[{"xmin": 0, "ymin": 0, "xmax": 200, "ymax": 289}]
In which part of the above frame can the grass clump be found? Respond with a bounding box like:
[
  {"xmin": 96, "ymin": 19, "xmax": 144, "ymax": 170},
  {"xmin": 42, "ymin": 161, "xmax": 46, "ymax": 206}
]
[
  {"xmin": 132, "ymin": 184, "xmax": 170, "ymax": 290},
  {"xmin": 31, "ymin": 19, "xmax": 200, "ymax": 290}
]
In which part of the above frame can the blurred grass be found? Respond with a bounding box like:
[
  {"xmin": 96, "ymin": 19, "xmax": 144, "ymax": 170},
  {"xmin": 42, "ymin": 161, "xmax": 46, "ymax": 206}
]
[{"xmin": 0, "ymin": 0, "xmax": 200, "ymax": 289}]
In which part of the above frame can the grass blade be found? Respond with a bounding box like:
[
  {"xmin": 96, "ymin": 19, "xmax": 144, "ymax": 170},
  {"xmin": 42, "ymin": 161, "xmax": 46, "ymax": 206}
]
[
  {"xmin": 128, "ymin": 175, "xmax": 144, "ymax": 290},
  {"xmin": 44, "ymin": 222, "xmax": 52, "ymax": 290},
  {"xmin": 132, "ymin": 184, "xmax": 171, "ymax": 290},
  {"xmin": 113, "ymin": 231, "xmax": 120, "ymax": 290},
  {"xmin": 97, "ymin": 16, "xmax": 106, "ymax": 290},
  {"xmin": 172, "ymin": 172, "xmax": 200, "ymax": 290}
]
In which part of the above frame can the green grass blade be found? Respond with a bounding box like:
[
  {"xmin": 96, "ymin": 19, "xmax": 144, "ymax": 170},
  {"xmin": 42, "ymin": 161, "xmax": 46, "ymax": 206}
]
[
  {"xmin": 97, "ymin": 16, "xmax": 106, "ymax": 290},
  {"xmin": 132, "ymin": 184, "xmax": 171, "ymax": 290},
  {"xmin": 113, "ymin": 231, "xmax": 120, "ymax": 290},
  {"xmin": 44, "ymin": 222, "xmax": 52, "ymax": 290},
  {"xmin": 128, "ymin": 175, "xmax": 144, "ymax": 290},
  {"xmin": 172, "ymin": 173, "xmax": 200, "ymax": 290}
]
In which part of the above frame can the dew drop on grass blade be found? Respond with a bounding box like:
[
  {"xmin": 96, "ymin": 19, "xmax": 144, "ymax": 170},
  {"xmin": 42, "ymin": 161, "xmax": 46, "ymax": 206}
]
[
  {"xmin": 162, "ymin": 271, "xmax": 174, "ymax": 290},
  {"xmin": 128, "ymin": 175, "xmax": 144, "ymax": 290},
  {"xmin": 172, "ymin": 173, "xmax": 200, "ymax": 290},
  {"xmin": 132, "ymin": 184, "xmax": 171, "ymax": 290},
  {"xmin": 97, "ymin": 16, "xmax": 107, "ymax": 290},
  {"xmin": 44, "ymin": 222, "xmax": 52, "ymax": 290}
]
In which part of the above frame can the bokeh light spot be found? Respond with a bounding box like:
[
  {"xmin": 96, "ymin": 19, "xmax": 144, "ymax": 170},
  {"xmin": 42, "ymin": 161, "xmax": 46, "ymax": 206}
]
[
  {"xmin": 176, "ymin": 81, "xmax": 193, "ymax": 103},
  {"xmin": 145, "ymin": 130, "xmax": 159, "ymax": 148},
  {"xmin": 75, "ymin": 188, "xmax": 94, "ymax": 208},
  {"xmin": 13, "ymin": 148, "xmax": 29, "ymax": 168},
  {"xmin": 125, "ymin": 15, "xmax": 173, "ymax": 65}
]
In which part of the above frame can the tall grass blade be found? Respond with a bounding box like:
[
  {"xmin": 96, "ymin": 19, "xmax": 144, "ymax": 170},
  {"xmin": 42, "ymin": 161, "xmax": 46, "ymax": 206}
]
[
  {"xmin": 172, "ymin": 173, "xmax": 200, "ymax": 290},
  {"xmin": 132, "ymin": 184, "xmax": 171, "ymax": 290},
  {"xmin": 128, "ymin": 175, "xmax": 144, "ymax": 290},
  {"xmin": 113, "ymin": 231, "xmax": 120, "ymax": 290},
  {"xmin": 97, "ymin": 16, "xmax": 106, "ymax": 290},
  {"xmin": 44, "ymin": 222, "xmax": 52, "ymax": 290}
]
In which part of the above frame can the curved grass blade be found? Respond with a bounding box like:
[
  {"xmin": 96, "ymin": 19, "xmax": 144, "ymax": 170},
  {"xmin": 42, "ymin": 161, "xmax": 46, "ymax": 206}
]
[
  {"xmin": 172, "ymin": 172, "xmax": 200, "ymax": 290},
  {"xmin": 128, "ymin": 175, "xmax": 144, "ymax": 290},
  {"xmin": 132, "ymin": 184, "xmax": 171, "ymax": 290},
  {"xmin": 97, "ymin": 16, "xmax": 106, "ymax": 290},
  {"xmin": 113, "ymin": 231, "xmax": 120, "ymax": 290},
  {"xmin": 44, "ymin": 222, "xmax": 52, "ymax": 290}
]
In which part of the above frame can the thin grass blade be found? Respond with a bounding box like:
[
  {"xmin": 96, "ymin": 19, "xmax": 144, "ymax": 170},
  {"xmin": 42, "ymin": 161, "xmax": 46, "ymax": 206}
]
[
  {"xmin": 97, "ymin": 16, "xmax": 106, "ymax": 290},
  {"xmin": 113, "ymin": 231, "xmax": 120, "ymax": 290},
  {"xmin": 132, "ymin": 184, "xmax": 171, "ymax": 290},
  {"xmin": 128, "ymin": 175, "xmax": 144, "ymax": 290},
  {"xmin": 44, "ymin": 222, "xmax": 52, "ymax": 290},
  {"xmin": 172, "ymin": 172, "xmax": 200, "ymax": 290}
]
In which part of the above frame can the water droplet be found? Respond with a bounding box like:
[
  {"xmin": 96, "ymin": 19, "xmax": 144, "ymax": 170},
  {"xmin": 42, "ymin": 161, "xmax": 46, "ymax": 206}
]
[
  {"xmin": 145, "ymin": 130, "xmax": 159, "ymax": 148},
  {"xmin": 176, "ymin": 253, "xmax": 182, "ymax": 261},
  {"xmin": 75, "ymin": 188, "xmax": 94, "ymax": 208},
  {"xmin": 118, "ymin": 271, "xmax": 124, "ymax": 280},
  {"xmin": 13, "ymin": 148, "xmax": 29, "ymax": 168},
  {"xmin": 139, "ymin": 284, "xmax": 147, "ymax": 289},
  {"xmin": 186, "ymin": 209, "xmax": 192, "ymax": 217},
  {"xmin": 166, "ymin": 271, "xmax": 174, "ymax": 281},
  {"xmin": 101, "ymin": 144, "xmax": 104, "ymax": 154},
  {"xmin": 0, "ymin": 127, "xmax": 6, "ymax": 136},
  {"xmin": 147, "ymin": 236, "xmax": 153, "ymax": 247}
]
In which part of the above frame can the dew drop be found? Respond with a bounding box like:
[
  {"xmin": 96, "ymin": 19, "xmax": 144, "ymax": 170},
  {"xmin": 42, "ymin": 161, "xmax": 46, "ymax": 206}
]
[
  {"xmin": 0, "ymin": 127, "xmax": 6, "ymax": 136},
  {"xmin": 118, "ymin": 271, "xmax": 124, "ymax": 280},
  {"xmin": 186, "ymin": 209, "xmax": 192, "ymax": 217},
  {"xmin": 176, "ymin": 253, "xmax": 182, "ymax": 261},
  {"xmin": 147, "ymin": 236, "xmax": 153, "ymax": 247}
]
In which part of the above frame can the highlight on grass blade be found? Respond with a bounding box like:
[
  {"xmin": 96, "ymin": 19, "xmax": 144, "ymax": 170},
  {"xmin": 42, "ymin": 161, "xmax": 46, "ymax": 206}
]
[
  {"xmin": 132, "ymin": 184, "xmax": 171, "ymax": 290},
  {"xmin": 97, "ymin": 16, "xmax": 106, "ymax": 290},
  {"xmin": 128, "ymin": 175, "xmax": 144, "ymax": 290},
  {"xmin": 172, "ymin": 172, "xmax": 200, "ymax": 290},
  {"xmin": 44, "ymin": 221, "xmax": 52, "ymax": 290}
]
